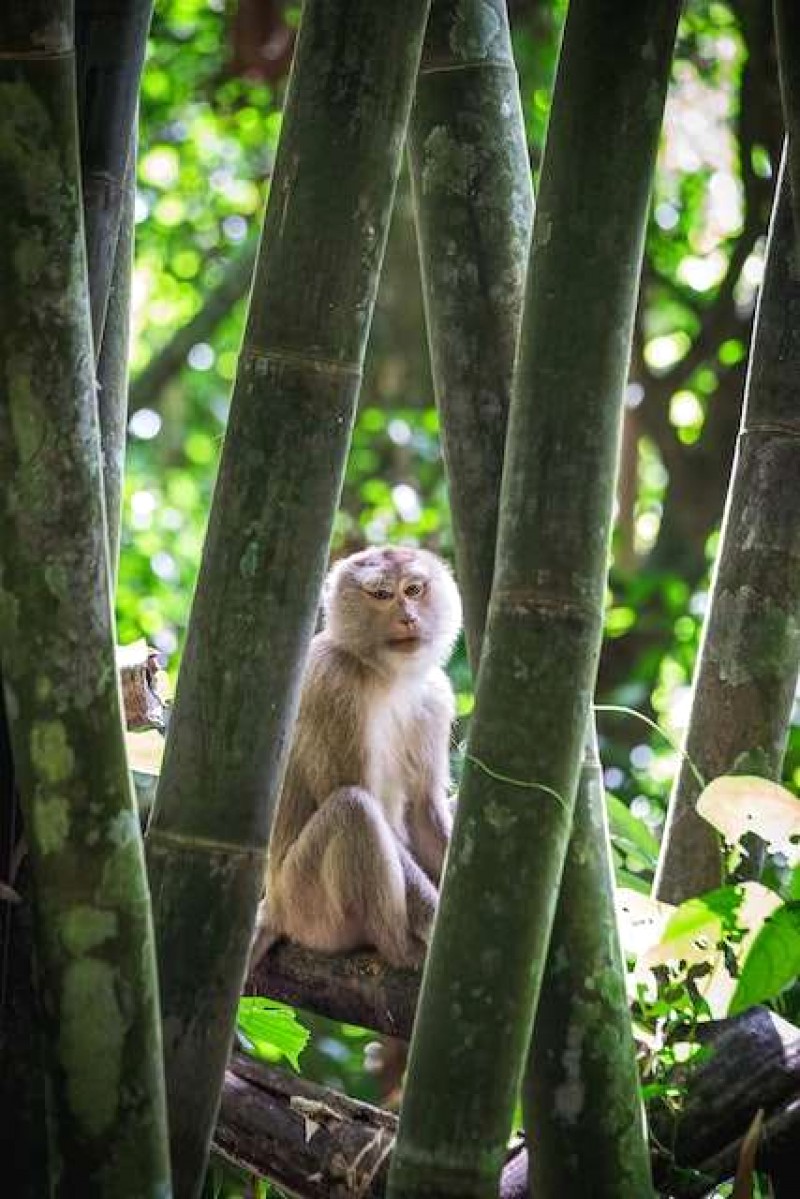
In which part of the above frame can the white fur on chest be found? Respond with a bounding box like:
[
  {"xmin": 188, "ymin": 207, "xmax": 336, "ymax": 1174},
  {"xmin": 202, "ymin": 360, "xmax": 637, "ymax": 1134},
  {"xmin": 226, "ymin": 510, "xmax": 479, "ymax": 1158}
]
[{"xmin": 365, "ymin": 679, "xmax": 423, "ymax": 837}]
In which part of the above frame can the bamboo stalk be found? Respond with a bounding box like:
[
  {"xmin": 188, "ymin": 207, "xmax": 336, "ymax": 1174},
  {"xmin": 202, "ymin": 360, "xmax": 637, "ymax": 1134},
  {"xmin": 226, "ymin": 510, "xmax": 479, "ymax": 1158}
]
[
  {"xmin": 97, "ymin": 153, "xmax": 134, "ymax": 578},
  {"xmin": 0, "ymin": 686, "xmax": 51, "ymax": 1196},
  {"xmin": 774, "ymin": 1, "xmax": 800, "ymax": 267},
  {"xmin": 407, "ymin": 0, "xmax": 533, "ymax": 669},
  {"xmin": 75, "ymin": 0, "xmax": 152, "ymax": 348},
  {"xmin": 525, "ymin": 730, "xmax": 653, "ymax": 1197},
  {"xmin": 0, "ymin": 5, "xmax": 170, "ymax": 1195},
  {"xmin": 655, "ymin": 154, "xmax": 800, "ymax": 903},
  {"xmin": 144, "ymin": 4, "xmax": 432, "ymax": 1195},
  {"xmin": 388, "ymin": 3, "xmax": 679, "ymax": 1196},
  {"xmin": 408, "ymin": 4, "xmax": 649, "ymax": 1193}
]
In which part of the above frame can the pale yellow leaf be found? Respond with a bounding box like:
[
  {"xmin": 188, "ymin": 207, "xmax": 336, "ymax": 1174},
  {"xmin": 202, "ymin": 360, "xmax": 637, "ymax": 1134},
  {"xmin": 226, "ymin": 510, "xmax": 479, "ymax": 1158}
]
[
  {"xmin": 697, "ymin": 775, "xmax": 800, "ymax": 860},
  {"xmin": 615, "ymin": 888, "xmax": 675, "ymax": 958},
  {"xmin": 115, "ymin": 638, "xmax": 151, "ymax": 670},
  {"xmin": 125, "ymin": 729, "xmax": 165, "ymax": 777}
]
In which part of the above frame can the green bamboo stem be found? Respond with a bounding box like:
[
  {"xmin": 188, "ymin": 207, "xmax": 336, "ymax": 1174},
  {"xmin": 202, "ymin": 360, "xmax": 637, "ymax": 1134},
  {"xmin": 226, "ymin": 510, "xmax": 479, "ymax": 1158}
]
[
  {"xmin": 0, "ymin": 5, "xmax": 170, "ymax": 1196},
  {"xmin": 655, "ymin": 154, "xmax": 800, "ymax": 904},
  {"xmin": 0, "ymin": 692, "xmax": 52, "ymax": 1197},
  {"xmin": 525, "ymin": 728, "xmax": 654, "ymax": 1197},
  {"xmin": 76, "ymin": 0, "xmax": 152, "ymax": 347},
  {"xmin": 410, "ymin": 11, "xmax": 648, "ymax": 1185},
  {"xmin": 775, "ymin": 1, "xmax": 800, "ymax": 269},
  {"xmin": 407, "ymin": 0, "xmax": 533, "ymax": 670},
  {"xmin": 388, "ymin": 4, "xmax": 679, "ymax": 1196},
  {"xmin": 144, "ymin": 4, "xmax": 431, "ymax": 1196},
  {"xmin": 97, "ymin": 152, "xmax": 134, "ymax": 578}
]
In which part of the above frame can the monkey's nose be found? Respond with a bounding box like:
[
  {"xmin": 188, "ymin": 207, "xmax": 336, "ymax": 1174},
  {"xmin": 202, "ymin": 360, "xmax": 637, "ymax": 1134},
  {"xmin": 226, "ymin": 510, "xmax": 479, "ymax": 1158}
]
[{"xmin": 399, "ymin": 612, "xmax": 418, "ymax": 629}]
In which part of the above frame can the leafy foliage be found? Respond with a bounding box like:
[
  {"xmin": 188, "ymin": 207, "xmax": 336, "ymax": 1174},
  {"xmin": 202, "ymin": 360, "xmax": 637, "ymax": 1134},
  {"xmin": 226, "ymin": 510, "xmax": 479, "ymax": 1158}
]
[{"xmin": 236, "ymin": 997, "xmax": 309, "ymax": 1071}]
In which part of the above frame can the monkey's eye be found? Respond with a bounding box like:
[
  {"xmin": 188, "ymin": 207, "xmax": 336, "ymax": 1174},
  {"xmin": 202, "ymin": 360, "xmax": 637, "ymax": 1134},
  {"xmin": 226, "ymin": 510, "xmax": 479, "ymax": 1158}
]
[{"xmin": 404, "ymin": 581, "xmax": 425, "ymax": 599}]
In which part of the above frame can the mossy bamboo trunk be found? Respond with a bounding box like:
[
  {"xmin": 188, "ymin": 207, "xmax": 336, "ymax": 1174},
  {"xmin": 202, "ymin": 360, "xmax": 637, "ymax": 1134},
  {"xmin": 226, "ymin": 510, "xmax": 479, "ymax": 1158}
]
[
  {"xmin": 525, "ymin": 729, "xmax": 653, "ymax": 1197},
  {"xmin": 0, "ymin": 5, "xmax": 170, "ymax": 1195},
  {"xmin": 388, "ymin": 3, "xmax": 678, "ymax": 1196},
  {"xmin": 775, "ymin": 1, "xmax": 800, "ymax": 264},
  {"xmin": 76, "ymin": 0, "xmax": 152, "ymax": 347},
  {"xmin": 410, "ymin": 13, "xmax": 648, "ymax": 1186},
  {"xmin": 407, "ymin": 0, "xmax": 533, "ymax": 670},
  {"xmin": 655, "ymin": 156, "xmax": 800, "ymax": 903},
  {"xmin": 145, "ymin": 4, "xmax": 431, "ymax": 1196},
  {"xmin": 0, "ymin": 691, "xmax": 51, "ymax": 1196},
  {"xmin": 97, "ymin": 155, "xmax": 134, "ymax": 577}
]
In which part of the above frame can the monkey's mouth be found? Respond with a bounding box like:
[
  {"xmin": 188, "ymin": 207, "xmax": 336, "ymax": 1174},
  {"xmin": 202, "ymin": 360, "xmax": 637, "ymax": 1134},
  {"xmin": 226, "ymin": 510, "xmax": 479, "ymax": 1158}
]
[{"xmin": 387, "ymin": 636, "xmax": 422, "ymax": 653}]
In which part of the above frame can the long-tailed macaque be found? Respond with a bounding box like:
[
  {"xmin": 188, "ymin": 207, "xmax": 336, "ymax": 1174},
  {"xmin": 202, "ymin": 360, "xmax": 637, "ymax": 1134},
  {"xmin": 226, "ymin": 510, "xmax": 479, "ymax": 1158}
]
[{"xmin": 253, "ymin": 546, "xmax": 462, "ymax": 968}]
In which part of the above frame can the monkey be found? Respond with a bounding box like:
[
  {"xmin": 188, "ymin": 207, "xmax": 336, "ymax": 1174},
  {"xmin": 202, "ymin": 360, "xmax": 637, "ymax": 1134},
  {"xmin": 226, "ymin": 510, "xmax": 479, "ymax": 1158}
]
[{"xmin": 252, "ymin": 545, "xmax": 462, "ymax": 969}]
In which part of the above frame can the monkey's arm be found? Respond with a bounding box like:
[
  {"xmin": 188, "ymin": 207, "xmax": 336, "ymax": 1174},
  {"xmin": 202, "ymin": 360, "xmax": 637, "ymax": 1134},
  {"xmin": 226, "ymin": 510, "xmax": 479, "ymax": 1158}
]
[{"xmin": 406, "ymin": 668, "xmax": 455, "ymax": 884}]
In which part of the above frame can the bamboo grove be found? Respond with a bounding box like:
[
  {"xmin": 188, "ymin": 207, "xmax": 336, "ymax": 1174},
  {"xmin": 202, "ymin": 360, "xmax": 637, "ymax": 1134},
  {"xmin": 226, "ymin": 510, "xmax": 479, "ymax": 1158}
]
[{"xmin": 0, "ymin": 2, "xmax": 799, "ymax": 1198}]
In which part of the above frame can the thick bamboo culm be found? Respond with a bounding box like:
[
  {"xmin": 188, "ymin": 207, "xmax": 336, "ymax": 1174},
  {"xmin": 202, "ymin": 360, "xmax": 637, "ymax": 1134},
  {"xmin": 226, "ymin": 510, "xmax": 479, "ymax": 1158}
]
[
  {"xmin": 408, "ymin": 0, "xmax": 533, "ymax": 670},
  {"xmin": 775, "ymin": 1, "xmax": 800, "ymax": 264},
  {"xmin": 656, "ymin": 155, "xmax": 800, "ymax": 903},
  {"xmin": 75, "ymin": 0, "xmax": 153, "ymax": 347},
  {"xmin": 96, "ymin": 158, "xmax": 134, "ymax": 576},
  {"xmin": 144, "ymin": 3, "xmax": 433, "ymax": 1195},
  {"xmin": 409, "ymin": 2, "xmax": 649, "ymax": 1194},
  {"xmin": 0, "ymin": 4, "xmax": 170, "ymax": 1195},
  {"xmin": 389, "ymin": 2, "xmax": 680, "ymax": 1196}
]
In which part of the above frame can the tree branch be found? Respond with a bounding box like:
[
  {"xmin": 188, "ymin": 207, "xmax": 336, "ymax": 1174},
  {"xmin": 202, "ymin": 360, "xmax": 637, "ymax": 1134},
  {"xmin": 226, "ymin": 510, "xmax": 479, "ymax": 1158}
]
[{"xmin": 247, "ymin": 942, "xmax": 418, "ymax": 1040}]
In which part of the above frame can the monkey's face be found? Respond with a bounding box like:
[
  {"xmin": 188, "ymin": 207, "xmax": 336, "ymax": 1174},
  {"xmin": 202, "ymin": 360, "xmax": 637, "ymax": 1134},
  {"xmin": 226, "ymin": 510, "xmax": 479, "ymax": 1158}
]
[{"xmin": 324, "ymin": 547, "xmax": 461, "ymax": 672}]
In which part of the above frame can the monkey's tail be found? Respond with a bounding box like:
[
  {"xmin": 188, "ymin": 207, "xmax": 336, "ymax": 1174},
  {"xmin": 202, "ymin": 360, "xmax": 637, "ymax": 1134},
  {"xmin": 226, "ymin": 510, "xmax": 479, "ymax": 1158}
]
[{"xmin": 249, "ymin": 898, "xmax": 281, "ymax": 971}]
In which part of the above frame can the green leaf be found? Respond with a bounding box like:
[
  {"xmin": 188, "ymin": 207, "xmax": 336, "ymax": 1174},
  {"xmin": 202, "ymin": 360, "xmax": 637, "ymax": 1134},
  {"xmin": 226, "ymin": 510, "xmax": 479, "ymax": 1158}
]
[
  {"xmin": 729, "ymin": 903, "xmax": 800, "ymax": 1015},
  {"xmin": 615, "ymin": 867, "xmax": 652, "ymax": 895},
  {"xmin": 606, "ymin": 793, "xmax": 660, "ymax": 866},
  {"xmin": 236, "ymin": 997, "xmax": 310, "ymax": 1071}
]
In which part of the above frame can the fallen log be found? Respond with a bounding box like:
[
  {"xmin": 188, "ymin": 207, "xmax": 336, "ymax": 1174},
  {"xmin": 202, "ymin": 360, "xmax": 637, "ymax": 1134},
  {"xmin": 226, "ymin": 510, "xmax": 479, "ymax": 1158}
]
[
  {"xmin": 245, "ymin": 946, "xmax": 800, "ymax": 1197},
  {"xmin": 216, "ymin": 1016, "xmax": 800, "ymax": 1199},
  {"xmin": 215, "ymin": 1051, "xmax": 528, "ymax": 1199}
]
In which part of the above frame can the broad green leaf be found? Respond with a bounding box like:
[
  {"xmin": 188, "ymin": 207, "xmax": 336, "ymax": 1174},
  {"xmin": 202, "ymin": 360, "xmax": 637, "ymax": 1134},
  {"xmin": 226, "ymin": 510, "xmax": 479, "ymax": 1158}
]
[
  {"xmin": 614, "ymin": 867, "xmax": 652, "ymax": 896},
  {"xmin": 697, "ymin": 775, "xmax": 800, "ymax": 860},
  {"xmin": 236, "ymin": 997, "xmax": 310, "ymax": 1071},
  {"xmin": 606, "ymin": 793, "xmax": 660, "ymax": 866},
  {"xmin": 729, "ymin": 903, "xmax": 800, "ymax": 1015}
]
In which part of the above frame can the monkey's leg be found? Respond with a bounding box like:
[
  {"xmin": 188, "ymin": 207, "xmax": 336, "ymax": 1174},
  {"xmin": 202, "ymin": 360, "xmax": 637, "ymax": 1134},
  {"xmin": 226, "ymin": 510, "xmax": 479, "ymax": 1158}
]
[{"xmin": 279, "ymin": 787, "xmax": 422, "ymax": 967}]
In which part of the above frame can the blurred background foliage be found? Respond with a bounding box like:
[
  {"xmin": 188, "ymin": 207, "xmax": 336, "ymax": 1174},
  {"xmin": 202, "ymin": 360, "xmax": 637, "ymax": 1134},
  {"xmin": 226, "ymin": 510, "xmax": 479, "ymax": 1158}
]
[{"xmin": 123, "ymin": 0, "xmax": 799, "ymax": 1109}]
